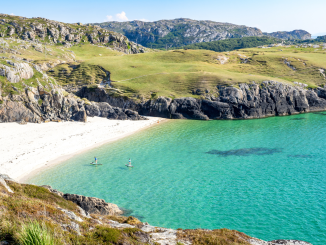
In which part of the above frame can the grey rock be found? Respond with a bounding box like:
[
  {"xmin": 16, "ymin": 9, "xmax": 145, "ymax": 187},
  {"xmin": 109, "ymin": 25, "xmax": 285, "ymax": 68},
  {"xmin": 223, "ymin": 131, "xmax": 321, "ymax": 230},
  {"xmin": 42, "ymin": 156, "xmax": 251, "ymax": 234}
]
[
  {"xmin": 57, "ymin": 207, "xmax": 83, "ymax": 222},
  {"xmin": 0, "ymin": 85, "xmax": 145, "ymax": 123},
  {"xmin": 0, "ymin": 174, "xmax": 15, "ymax": 182},
  {"xmin": 41, "ymin": 185, "xmax": 64, "ymax": 197},
  {"xmin": 77, "ymin": 206, "xmax": 91, "ymax": 219},
  {"xmin": 78, "ymin": 81, "xmax": 326, "ymax": 120},
  {"xmin": 61, "ymin": 221, "xmax": 81, "ymax": 235},
  {"xmin": 63, "ymin": 193, "xmax": 123, "ymax": 215},
  {"xmin": 0, "ymin": 177, "xmax": 14, "ymax": 193}
]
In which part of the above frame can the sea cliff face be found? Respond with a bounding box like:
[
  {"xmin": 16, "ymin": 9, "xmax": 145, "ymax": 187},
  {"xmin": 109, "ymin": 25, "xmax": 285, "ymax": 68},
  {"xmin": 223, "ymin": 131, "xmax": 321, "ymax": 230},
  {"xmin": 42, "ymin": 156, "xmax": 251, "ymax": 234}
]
[
  {"xmin": 78, "ymin": 81, "xmax": 326, "ymax": 120},
  {"xmin": 4, "ymin": 80, "xmax": 325, "ymax": 123}
]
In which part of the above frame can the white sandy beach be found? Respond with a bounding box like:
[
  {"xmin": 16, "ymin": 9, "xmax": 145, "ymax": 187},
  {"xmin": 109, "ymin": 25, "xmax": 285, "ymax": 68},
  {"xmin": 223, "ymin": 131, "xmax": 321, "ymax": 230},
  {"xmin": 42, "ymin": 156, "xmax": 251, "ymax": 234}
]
[{"xmin": 0, "ymin": 117, "xmax": 165, "ymax": 182}]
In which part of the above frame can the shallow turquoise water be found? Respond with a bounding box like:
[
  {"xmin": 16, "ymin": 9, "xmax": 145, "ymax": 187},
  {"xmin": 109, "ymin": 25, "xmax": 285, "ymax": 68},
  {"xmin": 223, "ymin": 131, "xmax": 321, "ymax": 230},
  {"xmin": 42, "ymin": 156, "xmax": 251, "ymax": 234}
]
[{"xmin": 29, "ymin": 113, "xmax": 326, "ymax": 244}]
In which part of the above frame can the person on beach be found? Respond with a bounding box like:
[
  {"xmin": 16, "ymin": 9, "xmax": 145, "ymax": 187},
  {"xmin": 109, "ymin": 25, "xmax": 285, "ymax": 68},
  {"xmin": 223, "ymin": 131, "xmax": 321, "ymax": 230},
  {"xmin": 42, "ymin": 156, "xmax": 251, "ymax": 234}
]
[{"xmin": 95, "ymin": 156, "xmax": 98, "ymax": 164}]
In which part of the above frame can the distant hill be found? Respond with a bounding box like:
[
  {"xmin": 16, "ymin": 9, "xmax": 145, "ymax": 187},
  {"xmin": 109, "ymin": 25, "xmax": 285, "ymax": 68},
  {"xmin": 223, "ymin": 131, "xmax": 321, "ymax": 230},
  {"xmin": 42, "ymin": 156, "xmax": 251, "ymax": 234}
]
[
  {"xmin": 177, "ymin": 36, "xmax": 280, "ymax": 52},
  {"xmin": 0, "ymin": 14, "xmax": 147, "ymax": 54},
  {"xmin": 263, "ymin": 30, "xmax": 311, "ymax": 40},
  {"xmin": 91, "ymin": 18, "xmax": 311, "ymax": 49},
  {"xmin": 316, "ymin": 35, "xmax": 326, "ymax": 42},
  {"xmin": 91, "ymin": 18, "xmax": 263, "ymax": 49}
]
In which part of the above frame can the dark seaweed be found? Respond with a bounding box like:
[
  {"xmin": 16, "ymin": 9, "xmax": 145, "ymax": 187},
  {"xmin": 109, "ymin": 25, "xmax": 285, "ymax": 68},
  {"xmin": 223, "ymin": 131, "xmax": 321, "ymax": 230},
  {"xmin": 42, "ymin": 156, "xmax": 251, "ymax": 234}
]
[
  {"xmin": 312, "ymin": 112, "xmax": 326, "ymax": 116},
  {"xmin": 206, "ymin": 147, "xmax": 283, "ymax": 157},
  {"xmin": 291, "ymin": 118, "xmax": 307, "ymax": 120},
  {"xmin": 288, "ymin": 154, "xmax": 314, "ymax": 158}
]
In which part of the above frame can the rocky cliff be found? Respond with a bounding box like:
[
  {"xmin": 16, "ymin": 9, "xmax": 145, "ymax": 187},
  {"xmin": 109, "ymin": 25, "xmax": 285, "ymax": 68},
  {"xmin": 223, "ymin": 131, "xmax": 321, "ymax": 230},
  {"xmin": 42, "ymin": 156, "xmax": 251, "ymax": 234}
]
[
  {"xmin": 92, "ymin": 18, "xmax": 263, "ymax": 48},
  {"xmin": 77, "ymin": 81, "xmax": 326, "ymax": 120},
  {"xmin": 264, "ymin": 30, "xmax": 311, "ymax": 40},
  {"xmin": 0, "ymin": 55, "xmax": 146, "ymax": 123},
  {"xmin": 0, "ymin": 14, "xmax": 147, "ymax": 54}
]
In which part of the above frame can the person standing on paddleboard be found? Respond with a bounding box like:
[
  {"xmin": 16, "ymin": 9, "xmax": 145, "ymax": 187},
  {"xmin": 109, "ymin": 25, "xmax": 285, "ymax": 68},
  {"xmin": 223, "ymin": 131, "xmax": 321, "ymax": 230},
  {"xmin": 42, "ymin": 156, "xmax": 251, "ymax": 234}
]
[
  {"xmin": 95, "ymin": 156, "xmax": 98, "ymax": 164},
  {"xmin": 128, "ymin": 158, "xmax": 131, "ymax": 166}
]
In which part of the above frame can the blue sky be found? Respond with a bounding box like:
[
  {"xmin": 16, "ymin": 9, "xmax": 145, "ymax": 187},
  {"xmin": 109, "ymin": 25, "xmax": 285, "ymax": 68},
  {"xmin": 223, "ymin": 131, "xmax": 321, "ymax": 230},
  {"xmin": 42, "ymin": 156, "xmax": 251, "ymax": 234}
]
[{"xmin": 2, "ymin": 0, "xmax": 326, "ymax": 35}]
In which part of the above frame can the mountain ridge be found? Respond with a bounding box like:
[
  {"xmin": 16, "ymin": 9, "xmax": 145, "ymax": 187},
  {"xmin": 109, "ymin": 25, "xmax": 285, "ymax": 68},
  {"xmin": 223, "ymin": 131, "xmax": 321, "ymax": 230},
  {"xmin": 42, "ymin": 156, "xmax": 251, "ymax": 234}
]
[
  {"xmin": 91, "ymin": 18, "xmax": 311, "ymax": 48},
  {"xmin": 0, "ymin": 13, "xmax": 148, "ymax": 54}
]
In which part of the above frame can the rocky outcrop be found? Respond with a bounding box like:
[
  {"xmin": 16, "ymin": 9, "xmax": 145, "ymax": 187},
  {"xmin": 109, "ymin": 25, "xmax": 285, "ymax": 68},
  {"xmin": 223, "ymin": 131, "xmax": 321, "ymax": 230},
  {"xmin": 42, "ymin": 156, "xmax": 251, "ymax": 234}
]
[
  {"xmin": 0, "ymin": 89, "xmax": 146, "ymax": 123},
  {"xmin": 0, "ymin": 61, "xmax": 34, "ymax": 83},
  {"xmin": 0, "ymin": 88, "xmax": 87, "ymax": 123},
  {"xmin": 0, "ymin": 14, "xmax": 147, "ymax": 54},
  {"xmin": 93, "ymin": 18, "xmax": 263, "ymax": 48},
  {"xmin": 85, "ymin": 102, "xmax": 146, "ymax": 120},
  {"xmin": 42, "ymin": 185, "xmax": 123, "ymax": 216},
  {"xmin": 63, "ymin": 193, "xmax": 123, "ymax": 216},
  {"xmin": 78, "ymin": 81, "xmax": 326, "ymax": 120},
  {"xmin": 264, "ymin": 30, "xmax": 311, "ymax": 40}
]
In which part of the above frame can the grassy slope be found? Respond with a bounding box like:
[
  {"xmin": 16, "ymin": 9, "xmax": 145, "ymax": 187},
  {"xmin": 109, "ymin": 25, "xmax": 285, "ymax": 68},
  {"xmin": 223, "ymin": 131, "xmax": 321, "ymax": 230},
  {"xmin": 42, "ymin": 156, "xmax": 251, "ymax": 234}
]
[
  {"xmin": 69, "ymin": 46, "xmax": 280, "ymax": 99},
  {"xmin": 69, "ymin": 44, "xmax": 326, "ymax": 99},
  {"xmin": 4, "ymin": 38, "xmax": 325, "ymax": 100},
  {"xmin": 0, "ymin": 180, "xmax": 251, "ymax": 245}
]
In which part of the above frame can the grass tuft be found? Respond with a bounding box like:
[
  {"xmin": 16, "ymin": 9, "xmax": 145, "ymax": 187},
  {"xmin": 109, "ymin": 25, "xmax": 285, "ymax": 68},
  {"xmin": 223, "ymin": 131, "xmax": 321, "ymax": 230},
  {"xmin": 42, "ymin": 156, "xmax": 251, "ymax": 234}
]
[{"xmin": 18, "ymin": 221, "xmax": 56, "ymax": 245}]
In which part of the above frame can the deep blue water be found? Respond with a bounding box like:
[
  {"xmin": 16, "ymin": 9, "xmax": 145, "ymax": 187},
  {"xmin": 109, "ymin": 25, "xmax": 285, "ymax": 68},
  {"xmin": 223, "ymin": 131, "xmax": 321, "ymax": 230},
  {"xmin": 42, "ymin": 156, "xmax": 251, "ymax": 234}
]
[{"xmin": 28, "ymin": 113, "xmax": 326, "ymax": 244}]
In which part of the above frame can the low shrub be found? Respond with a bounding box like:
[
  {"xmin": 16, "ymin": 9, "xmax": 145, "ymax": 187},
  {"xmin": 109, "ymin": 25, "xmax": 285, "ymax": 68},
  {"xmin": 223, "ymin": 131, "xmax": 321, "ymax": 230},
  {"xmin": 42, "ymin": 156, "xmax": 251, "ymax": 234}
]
[{"xmin": 93, "ymin": 227, "xmax": 121, "ymax": 243}]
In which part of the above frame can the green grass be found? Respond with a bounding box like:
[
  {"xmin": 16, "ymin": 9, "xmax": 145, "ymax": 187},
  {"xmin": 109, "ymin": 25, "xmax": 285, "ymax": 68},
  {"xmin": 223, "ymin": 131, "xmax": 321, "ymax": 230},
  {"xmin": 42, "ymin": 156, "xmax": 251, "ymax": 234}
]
[
  {"xmin": 47, "ymin": 63, "xmax": 109, "ymax": 85},
  {"xmin": 67, "ymin": 43, "xmax": 326, "ymax": 99},
  {"xmin": 2, "ymin": 37, "xmax": 326, "ymax": 101},
  {"xmin": 67, "ymin": 45, "xmax": 296, "ymax": 99},
  {"xmin": 18, "ymin": 221, "xmax": 56, "ymax": 245}
]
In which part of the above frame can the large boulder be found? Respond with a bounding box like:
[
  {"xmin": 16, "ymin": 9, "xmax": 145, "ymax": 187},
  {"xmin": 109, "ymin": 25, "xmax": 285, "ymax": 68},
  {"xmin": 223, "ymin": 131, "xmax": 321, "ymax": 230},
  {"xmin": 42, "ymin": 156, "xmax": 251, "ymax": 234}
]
[{"xmin": 63, "ymin": 193, "xmax": 123, "ymax": 216}]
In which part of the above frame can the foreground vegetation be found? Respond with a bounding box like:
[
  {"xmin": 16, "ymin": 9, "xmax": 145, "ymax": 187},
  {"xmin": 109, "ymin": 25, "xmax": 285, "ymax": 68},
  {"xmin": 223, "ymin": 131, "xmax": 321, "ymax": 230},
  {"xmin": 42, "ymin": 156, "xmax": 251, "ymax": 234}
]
[{"xmin": 0, "ymin": 179, "xmax": 252, "ymax": 244}]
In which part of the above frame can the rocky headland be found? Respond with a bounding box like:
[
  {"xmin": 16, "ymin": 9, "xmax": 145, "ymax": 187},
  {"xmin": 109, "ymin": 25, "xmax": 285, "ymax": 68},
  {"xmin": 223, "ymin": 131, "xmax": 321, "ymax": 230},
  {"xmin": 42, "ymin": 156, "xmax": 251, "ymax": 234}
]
[{"xmin": 0, "ymin": 174, "xmax": 313, "ymax": 245}]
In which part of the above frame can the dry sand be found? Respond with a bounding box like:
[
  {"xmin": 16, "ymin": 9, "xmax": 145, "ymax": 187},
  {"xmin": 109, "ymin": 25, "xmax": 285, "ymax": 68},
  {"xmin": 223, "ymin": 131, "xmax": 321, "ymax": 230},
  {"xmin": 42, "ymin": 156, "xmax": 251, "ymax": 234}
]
[{"xmin": 0, "ymin": 117, "xmax": 165, "ymax": 182}]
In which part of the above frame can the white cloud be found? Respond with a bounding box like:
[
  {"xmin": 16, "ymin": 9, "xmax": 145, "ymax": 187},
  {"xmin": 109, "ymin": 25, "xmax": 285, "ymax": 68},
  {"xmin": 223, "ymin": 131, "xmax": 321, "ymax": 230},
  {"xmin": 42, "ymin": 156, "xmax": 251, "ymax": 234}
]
[
  {"xmin": 10, "ymin": 13, "xmax": 14, "ymax": 15},
  {"xmin": 136, "ymin": 19, "xmax": 150, "ymax": 22},
  {"xmin": 105, "ymin": 11, "xmax": 129, "ymax": 22},
  {"xmin": 116, "ymin": 11, "xmax": 128, "ymax": 21},
  {"xmin": 105, "ymin": 15, "xmax": 113, "ymax": 21}
]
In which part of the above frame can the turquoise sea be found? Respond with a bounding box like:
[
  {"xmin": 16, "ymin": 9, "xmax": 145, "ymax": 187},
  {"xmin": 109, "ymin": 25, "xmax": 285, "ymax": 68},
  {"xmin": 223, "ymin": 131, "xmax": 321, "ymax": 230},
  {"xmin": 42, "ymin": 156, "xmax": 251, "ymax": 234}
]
[{"xmin": 28, "ymin": 113, "xmax": 326, "ymax": 245}]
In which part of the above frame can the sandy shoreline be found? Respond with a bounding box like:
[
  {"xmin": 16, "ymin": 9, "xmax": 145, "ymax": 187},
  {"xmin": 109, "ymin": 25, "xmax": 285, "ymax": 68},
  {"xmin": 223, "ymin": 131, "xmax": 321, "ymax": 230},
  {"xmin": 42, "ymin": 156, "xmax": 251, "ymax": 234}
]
[{"xmin": 0, "ymin": 117, "xmax": 167, "ymax": 182}]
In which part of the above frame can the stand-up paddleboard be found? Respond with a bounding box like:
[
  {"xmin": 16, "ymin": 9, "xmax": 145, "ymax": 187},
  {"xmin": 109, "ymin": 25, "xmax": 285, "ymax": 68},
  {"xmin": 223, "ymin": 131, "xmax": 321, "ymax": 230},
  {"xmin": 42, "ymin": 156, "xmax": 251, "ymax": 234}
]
[
  {"xmin": 90, "ymin": 162, "xmax": 103, "ymax": 165},
  {"xmin": 125, "ymin": 164, "xmax": 134, "ymax": 168}
]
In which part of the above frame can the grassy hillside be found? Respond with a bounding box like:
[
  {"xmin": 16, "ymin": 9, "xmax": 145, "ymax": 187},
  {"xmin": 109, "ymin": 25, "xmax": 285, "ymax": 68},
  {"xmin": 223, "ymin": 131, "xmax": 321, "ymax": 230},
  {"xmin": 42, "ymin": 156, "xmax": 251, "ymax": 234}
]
[
  {"xmin": 61, "ymin": 42, "xmax": 326, "ymax": 99},
  {"xmin": 2, "ymin": 36, "xmax": 325, "ymax": 101}
]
